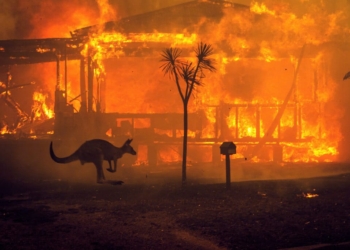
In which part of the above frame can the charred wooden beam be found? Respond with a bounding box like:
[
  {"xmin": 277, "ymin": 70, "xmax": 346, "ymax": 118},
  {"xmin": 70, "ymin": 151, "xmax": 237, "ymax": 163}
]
[
  {"xmin": 79, "ymin": 58, "xmax": 87, "ymax": 112},
  {"xmin": 0, "ymin": 38, "xmax": 83, "ymax": 66},
  {"xmin": 0, "ymin": 84, "xmax": 30, "ymax": 129},
  {"xmin": 87, "ymin": 55, "xmax": 94, "ymax": 113}
]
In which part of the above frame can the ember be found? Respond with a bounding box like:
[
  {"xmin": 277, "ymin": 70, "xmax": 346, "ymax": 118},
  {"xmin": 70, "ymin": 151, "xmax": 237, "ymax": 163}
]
[{"xmin": 302, "ymin": 192, "xmax": 319, "ymax": 198}]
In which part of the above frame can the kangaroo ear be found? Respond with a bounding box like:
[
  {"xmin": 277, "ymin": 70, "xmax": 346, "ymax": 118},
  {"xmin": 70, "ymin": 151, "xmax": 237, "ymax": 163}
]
[{"xmin": 124, "ymin": 138, "xmax": 133, "ymax": 145}]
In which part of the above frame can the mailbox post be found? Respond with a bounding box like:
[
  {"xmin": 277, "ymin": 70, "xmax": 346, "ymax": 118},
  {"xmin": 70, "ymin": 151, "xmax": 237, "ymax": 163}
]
[{"xmin": 220, "ymin": 142, "xmax": 236, "ymax": 189}]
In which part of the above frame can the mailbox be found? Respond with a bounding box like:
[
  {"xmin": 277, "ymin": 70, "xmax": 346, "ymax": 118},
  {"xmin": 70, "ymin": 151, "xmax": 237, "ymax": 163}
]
[{"xmin": 220, "ymin": 142, "xmax": 236, "ymax": 155}]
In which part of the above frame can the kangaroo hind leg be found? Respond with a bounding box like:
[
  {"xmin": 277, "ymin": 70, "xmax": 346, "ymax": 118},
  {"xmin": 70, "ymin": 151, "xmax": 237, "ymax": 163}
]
[
  {"xmin": 106, "ymin": 159, "xmax": 118, "ymax": 173},
  {"xmin": 106, "ymin": 160, "xmax": 116, "ymax": 173},
  {"xmin": 94, "ymin": 153, "xmax": 106, "ymax": 184}
]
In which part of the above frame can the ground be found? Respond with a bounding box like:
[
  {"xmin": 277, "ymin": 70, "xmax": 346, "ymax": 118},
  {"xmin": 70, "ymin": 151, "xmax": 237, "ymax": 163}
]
[{"xmin": 1, "ymin": 161, "xmax": 350, "ymax": 250}]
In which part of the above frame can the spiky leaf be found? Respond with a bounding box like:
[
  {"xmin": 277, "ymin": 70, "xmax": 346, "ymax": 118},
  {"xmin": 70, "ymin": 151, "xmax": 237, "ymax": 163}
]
[
  {"xmin": 195, "ymin": 42, "xmax": 216, "ymax": 72},
  {"xmin": 160, "ymin": 47, "xmax": 182, "ymax": 77}
]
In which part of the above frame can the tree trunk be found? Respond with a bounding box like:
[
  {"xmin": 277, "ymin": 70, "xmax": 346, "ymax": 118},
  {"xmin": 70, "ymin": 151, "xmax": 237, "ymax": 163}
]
[{"xmin": 182, "ymin": 101, "xmax": 188, "ymax": 184}]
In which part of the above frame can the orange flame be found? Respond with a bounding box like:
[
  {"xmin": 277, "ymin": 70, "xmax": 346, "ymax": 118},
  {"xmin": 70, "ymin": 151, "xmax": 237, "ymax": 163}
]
[
  {"xmin": 9, "ymin": 0, "xmax": 350, "ymax": 164},
  {"xmin": 32, "ymin": 91, "xmax": 54, "ymax": 121},
  {"xmin": 302, "ymin": 192, "xmax": 319, "ymax": 198},
  {"xmin": 250, "ymin": 1, "xmax": 276, "ymax": 16}
]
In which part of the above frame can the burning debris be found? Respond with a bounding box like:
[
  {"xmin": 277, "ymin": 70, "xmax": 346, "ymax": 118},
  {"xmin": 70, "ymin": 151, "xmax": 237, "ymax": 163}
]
[
  {"xmin": 0, "ymin": 79, "xmax": 34, "ymax": 133},
  {"xmin": 302, "ymin": 192, "xmax": 319, "ymax": 199},
  {"xmin": 0, "ymin": 70, "xmax": 55, "ymax": 136},
  {"xmin": 31, "ymin": 91, "xmax": 54, "ymax": 122}
]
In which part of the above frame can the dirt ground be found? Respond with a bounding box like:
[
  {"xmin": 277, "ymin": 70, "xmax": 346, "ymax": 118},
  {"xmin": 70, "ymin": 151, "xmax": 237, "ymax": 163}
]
[{"xmin": 1, "ymin": 160, "xmax": 350, "ymax": 250}]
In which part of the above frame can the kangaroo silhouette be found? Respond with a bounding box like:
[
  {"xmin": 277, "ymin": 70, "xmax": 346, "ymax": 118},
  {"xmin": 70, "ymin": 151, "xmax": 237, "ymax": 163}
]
[{"xmin": 50, "ymin": 138, "xmax": 136, "ymax": 184}]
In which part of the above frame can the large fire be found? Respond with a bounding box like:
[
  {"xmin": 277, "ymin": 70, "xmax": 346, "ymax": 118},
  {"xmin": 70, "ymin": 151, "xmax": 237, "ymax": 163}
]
[{"xmin": 1, "ymin": 0, "xmax": 350, "ymax": 164}]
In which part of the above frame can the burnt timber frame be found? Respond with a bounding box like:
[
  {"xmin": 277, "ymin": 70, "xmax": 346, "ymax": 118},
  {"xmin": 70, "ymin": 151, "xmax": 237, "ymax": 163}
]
[{"xmin": 0, "ymin": 37, "xmax": 86, "ymax": 112}]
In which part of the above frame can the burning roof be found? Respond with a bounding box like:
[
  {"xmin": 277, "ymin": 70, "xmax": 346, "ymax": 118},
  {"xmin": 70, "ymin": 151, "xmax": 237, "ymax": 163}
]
[{"xmin": 71, "ymin": 0, "xmax": 249, "ymax": 36}]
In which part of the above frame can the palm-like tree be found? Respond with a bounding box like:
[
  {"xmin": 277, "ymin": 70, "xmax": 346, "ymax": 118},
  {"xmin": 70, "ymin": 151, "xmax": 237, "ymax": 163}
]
[{"xmin": 160, "ymin": 42, "xmax": 216, "ymax": 184}]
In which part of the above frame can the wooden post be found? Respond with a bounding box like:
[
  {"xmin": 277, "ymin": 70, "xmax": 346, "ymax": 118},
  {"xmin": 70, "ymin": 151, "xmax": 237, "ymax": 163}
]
[
  {"xmin": 54, "ymin": 55, "xmax": 61, "ymax": 113},
  {"xmin": 220, "ymin": 142, "xmax": 236, "ymax": 190},
  {"xmin": 80, "ymin": 57, "xmax": 87, "ymax": 113},
  {"xmin": 256, "ymin": 105, "xmax": 260, "ymax": 139},
  {"xmin": 64, "ymin": 46, "xmax": 68, "ymax": 105},
  {"xmin": 100, "ymin": 74, "xmax": 106, "ymax": 113},
  {"xmin": 235, "ymin": 106, "xmax": 239, "ymax": 138},
  {"xmin": 87, "ymin": 56, "xmax": 93, "ymax": 113},
  {"xmin": 225, "ymin": 154, "xmax": 231, "ymax": 189}
]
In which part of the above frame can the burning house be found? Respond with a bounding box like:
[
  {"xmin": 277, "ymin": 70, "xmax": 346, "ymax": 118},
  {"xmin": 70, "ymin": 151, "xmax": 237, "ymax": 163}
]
[{"xmin": 0, "ymin": 0, "xmax": 349, "ymax": 166}]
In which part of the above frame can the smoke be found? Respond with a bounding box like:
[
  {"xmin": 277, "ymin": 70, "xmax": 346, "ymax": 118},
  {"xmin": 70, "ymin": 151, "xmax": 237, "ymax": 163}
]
[
  {"xmin": 109, "ymin": 0, "xmax": 191, "ymax": 17},
  {"xmin": 0, "ymin": 0, "xmax": 199, "ymax": 40},
  {"xmin": 0, "ymin": 0, "xmax": 104, "ymax": 39},
  {"xmin": 97, "ymin": 0, "xmax": 117, "ymax": 23},
  {"xmin": 0, "ymin": 1, "xmax": 16, "ymax": 39}
]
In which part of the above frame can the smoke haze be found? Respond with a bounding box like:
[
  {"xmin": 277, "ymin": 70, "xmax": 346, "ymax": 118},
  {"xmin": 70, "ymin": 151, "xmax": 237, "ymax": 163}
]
[{"xmin": 0, "ymin": 0, "xmax": 197, "ymax": 39}]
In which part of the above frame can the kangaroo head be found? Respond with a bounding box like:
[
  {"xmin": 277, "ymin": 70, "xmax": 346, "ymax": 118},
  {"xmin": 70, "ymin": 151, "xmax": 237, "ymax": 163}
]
[{"xmin": 122, "ymin": 138, "xmax": 137, "ymax": 155}]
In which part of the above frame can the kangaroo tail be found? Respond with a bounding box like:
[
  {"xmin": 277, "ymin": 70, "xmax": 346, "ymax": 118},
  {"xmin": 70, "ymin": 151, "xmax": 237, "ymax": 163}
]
[{"xmin": 50, "ymin": 142, "xmax": 79, "ymax": 164}]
